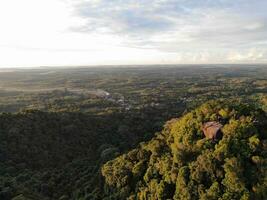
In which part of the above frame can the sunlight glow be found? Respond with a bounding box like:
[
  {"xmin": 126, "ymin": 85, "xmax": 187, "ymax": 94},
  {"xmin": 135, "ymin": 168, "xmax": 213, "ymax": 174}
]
[{"xmin": 0, "ymin": 0, "xmax": 266, "ymax": 67}]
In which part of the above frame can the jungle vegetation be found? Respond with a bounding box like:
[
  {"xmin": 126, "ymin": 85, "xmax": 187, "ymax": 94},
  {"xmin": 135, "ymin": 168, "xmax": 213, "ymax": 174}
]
[
  {"xmin": 102, "ymin": 101, "xmax": 267, "ymax": 200},
  {"xmin": 0, "ymin": 65, "xmax": 267, "ymax": 199}
]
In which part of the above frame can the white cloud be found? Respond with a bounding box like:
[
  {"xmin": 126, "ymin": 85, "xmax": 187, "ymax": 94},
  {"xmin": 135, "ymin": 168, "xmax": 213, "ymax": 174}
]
[
  {"xmin": 227, "ymin": 49, "xmax": 266, "ymax": 62},
  {"xmin": 0, "ymin": 0, "xmax": 266, "ymax": 67}
]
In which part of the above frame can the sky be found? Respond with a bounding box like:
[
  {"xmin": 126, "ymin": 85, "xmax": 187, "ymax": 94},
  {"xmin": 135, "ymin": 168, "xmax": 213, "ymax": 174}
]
[{"xmin": 0, "ymin": 0, "xmax": 267, "ymax": 67}]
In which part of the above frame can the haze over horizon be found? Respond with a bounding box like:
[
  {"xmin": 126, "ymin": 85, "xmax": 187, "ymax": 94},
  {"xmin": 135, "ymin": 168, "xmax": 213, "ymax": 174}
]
[{"xmin": 1, "ymin": 0, "xmax": 267, "ymax": 67}]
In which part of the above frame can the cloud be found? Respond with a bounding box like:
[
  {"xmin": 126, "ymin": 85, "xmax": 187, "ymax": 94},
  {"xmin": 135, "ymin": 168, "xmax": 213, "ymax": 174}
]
[
  {"xmin": 70, "ymin": 0, "xmax": 267, "ymax": 55},
  {"xmin": 1, "ymin": 0, "xmax": 267, "ymax": 67},
  {"xmin": 227, "ymin": 49, "xmax": 267, "ymax": 62},
  {"xmin": 70, "ymin": 0, "xmax": 177, "ymax": 36}
]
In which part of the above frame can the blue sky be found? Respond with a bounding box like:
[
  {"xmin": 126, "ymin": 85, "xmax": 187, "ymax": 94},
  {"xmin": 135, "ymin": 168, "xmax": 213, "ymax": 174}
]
[{"xmin": 0, "ymin": 0, "xmax": 266, "ymax": 67}]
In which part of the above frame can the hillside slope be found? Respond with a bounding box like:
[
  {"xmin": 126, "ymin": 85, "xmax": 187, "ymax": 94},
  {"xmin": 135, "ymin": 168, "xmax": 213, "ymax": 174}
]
[
  {"xmin": 0, "ymin": 110, "xmax": 163, "ymax": 199},
  {"xmin": 102, "ymin": 101, "xmax": 267, "ymax": 200}
]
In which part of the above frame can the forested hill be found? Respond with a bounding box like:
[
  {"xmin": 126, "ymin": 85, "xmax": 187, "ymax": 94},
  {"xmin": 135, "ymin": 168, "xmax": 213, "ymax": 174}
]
[
  {"xmin": 0, "ymin": 111, "xmax": 119, "ymax": 170},
  {"xmin": 0, "ymin": 110, "xmax": 164, "ymax": 199},
  {"xmin": 1, "ymin": 68, "xmax": 267, "ymax": 199},
  {"xmin": 0, "ymin": 101, "xmax": 267, "ymax": 199},
  {"xmin": 102, "ymin": 101, "xmax": 267, "ymax": 200},
  {"xmin": 0, "ymin": 109, "xmax": 164, "ymax": 169}
]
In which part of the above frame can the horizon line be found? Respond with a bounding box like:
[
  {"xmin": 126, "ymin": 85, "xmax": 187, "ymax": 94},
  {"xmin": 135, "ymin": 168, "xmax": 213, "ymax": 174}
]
[{"xmin": 1, "ymin": 63, "xmax": 267, "ymax": 70}]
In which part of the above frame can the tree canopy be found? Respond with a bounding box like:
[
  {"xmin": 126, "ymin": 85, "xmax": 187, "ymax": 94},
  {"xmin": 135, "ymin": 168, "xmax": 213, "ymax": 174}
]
[{"xmin": 102, "ymin": 101, "xmax": 267, "ymax": 200}]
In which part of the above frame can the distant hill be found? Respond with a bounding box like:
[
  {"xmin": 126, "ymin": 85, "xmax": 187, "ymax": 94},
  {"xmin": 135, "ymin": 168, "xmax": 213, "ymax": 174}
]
[{"xmin": 102, "ymin": 101, "xmax": 267, "ymax": 200}]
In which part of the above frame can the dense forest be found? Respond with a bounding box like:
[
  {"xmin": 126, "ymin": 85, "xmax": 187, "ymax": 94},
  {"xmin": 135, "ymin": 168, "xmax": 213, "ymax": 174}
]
[
  {"xmin": 0, "ymin": 109, "xmax": 166, "ymax": 199},
  {"xmin": 0, "ymin": 66, "xmax": 267, "ymax": 199},
  {"xmin": 102, "ymin": 101, "xmax": 267, "ymax": 200}
]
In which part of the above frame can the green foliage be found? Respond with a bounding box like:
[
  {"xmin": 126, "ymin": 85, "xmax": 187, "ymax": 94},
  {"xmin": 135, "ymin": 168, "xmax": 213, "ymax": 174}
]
[
  {"xmin": 0, "ymin": 109, "xmax": 165, "ymax": 199},
  {"xmin": 101, "ymin": 101, "xmax": 267, "ymax": 200},
  {"xmin": 1, "ymin": 65, "xmax": 267, "ymax": 199}
]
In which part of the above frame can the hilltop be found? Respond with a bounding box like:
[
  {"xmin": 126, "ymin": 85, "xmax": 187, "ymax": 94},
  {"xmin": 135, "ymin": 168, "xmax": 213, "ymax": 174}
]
[{"xmin": 102, "ymin": 101, "xmax": 267, "ymax": 200}]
